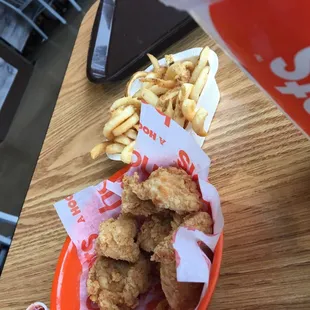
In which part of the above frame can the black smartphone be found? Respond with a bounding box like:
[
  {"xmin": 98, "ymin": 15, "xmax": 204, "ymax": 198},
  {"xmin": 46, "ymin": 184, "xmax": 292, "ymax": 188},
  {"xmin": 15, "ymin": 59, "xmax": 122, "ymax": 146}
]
[{"xmin": 87, "ymin": 0, "xmax": 196, "ymax": 83}]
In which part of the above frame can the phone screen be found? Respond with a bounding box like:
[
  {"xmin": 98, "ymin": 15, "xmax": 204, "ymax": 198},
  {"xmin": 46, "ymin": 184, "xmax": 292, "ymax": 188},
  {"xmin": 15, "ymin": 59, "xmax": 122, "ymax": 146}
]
[{"xmin": 88, "ymin": 0, "xmax": 194, "ymax": 81}]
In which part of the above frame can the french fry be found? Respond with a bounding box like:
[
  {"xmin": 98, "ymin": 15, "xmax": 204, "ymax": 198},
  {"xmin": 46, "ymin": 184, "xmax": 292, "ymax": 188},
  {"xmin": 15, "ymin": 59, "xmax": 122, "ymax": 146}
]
[
  {"xmin": 125, "ymin": 128, "xmax": 137, "ymax": 140},
  {"xmin": 156, "ymin": 67, "xmax": 167, "ymax": 78},
  {"xmin": 140, "ymin": 88, "xmax": 159, "ymax": 106},
  {"xmin": 140, "ymin": 78, "xmax": 176, "ymax": 89},
  {"xmin": 133, "ymin": 89, "xmax": 142, "ymax": 98},
  {"xmin": 164, "ymin": 62, "xmax": 190, "ymax": 81},
  {"xmin": 181, "ymin": 99, "xmax": 196, "ymax": 122},
  {"xmin": 90, "ymin": 142, "xmax": 110, "ymax": 159},
  {"xmin": 164, "ymin": 98, "xmax": 174, "ymax": 117},
  {"xmin": 111, "ymin": 106, "xmax": 125, "ymax": 118},
  {"xmin": 159, "ymin": 88, "xmax": 180, "ymax": 103},
  {"xmin": 165, "ymin": 54, "xmax": 174, "ymax": 66},
  {"xmin": 110, "ymin": 97, "xmax": 141, "ymax": 112},
  {"xmin": 103, "ymin": 105, "xmax": 135, "ymax": 140},
  {"xmin": 192, "ymin": 107, "xmax": 208, "ymax": 137},
  {"xmin": 147, "ymin": 53, "xmax": 160, "ymax": 72},
  {"xmin": 149, "ymin": 85, "xmax": 168, "ymax": 96},
  {"xmin": 189, "ymin": 66, "xmax": 210, "ymax": 102},
  {"xmin": 134, "ymin": 124, "xmax": 139, "ymax": 131},
  {"xmin": 141, "ymin": 72, "xmax": 159, "ymax": 88},
  {"xmin": 178, "ymin": 83, "xmax": 193, "ymax": 102},
  {"xmin": 112, "ymin": 113, "xmax": 139, "ymax": 136},
  {"xmin": 121, "ymin": 141, "xmax": 135, "ymax": 164},
  {"xmin": 173, "ymin": 98, "xmax": 185, "ymax": 128},
  {"xmin": 114, "ymin": 134, "xmax": 132, "ymax": 145},
  {"xmin": 182, "ymin": 60, "xmax": 195, "ymax": 72},
  {"xmin": 125, "ymin": 71, "xmax": 147, "ymax": 97},
  {"xmin": 106, "ymin": 143, "xmax": 125, "ymax": 154},
  {"xmin": 190, "ymin": 46, "xmax": 210, "ymax": 84}
]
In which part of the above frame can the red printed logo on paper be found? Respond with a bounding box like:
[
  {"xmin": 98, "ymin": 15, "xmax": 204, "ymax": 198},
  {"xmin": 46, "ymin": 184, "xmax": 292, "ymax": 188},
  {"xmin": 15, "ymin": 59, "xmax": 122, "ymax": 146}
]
[
  {"xmin": 97, "ymin": 181, "xmax": 121, "ymax": 214},
  {"xmin": 65, "ymin": 195, "xmax": 85, "ymax": 223},
  {"xmin": 210, "ymin": 0, "xmax": 310, "ymax": 135}
]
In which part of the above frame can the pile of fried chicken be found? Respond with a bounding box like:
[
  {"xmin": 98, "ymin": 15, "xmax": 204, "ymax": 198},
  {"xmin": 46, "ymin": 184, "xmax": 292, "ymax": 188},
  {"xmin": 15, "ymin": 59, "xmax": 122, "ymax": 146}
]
[{"xmin": 87, "ymin": 167, "xmax": 213, "ymax": 310}]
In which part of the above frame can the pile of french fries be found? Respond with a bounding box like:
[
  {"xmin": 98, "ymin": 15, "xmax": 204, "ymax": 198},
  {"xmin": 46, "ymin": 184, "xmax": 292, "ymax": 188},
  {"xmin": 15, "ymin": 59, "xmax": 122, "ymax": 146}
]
[{"xmin": 91, "ymin": 46, "xmax": 210, "ymax": 164}]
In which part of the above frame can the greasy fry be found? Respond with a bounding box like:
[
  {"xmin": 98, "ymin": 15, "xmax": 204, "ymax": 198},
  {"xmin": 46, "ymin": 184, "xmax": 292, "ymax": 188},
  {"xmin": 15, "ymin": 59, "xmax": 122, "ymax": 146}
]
[
  {"xmin": 140, "ymin": 88, "xmax": 159, "ymax": 106},
  {"xmin": 147, "ymin": 53, "xmax": 160, "ymax": 72},
  {"xmin": 140, "ymin": 78, "xmax": 176, "ymax": 89},
  {"xmin": 125, "ymin": 129, "xmax": 137, "ymax": 140},
  {"xmin": 178, "ymin": 83, "xmax": 193, "ymax": 102},
  {"xmin": 114, "ymin": 134, "xmax": 132, "ymax": 146},
  {"xmin": 190, "ymin": 66, "xmax": 210, "ymax": 102},
  {"xmin": 111, "ymin": 106, "xmax": 125, "ymax": 118},
  {"xmin": 90, "ymin": 142, "xmax": 110, "ymax": 160},
  {"xmin": 142, "ymin": 72, "xmax": 159, "ymax": 88},
  {"xmin": 103, "ymin": 105, "xmax": 135, "ymax": 140},
  {"xmin": 110, "ymin": 97, "xmax": 141, "ymax": 112},
  {"xmin": 159, "ymin": 88, "xmax": 180, "ymax": 103},
  {"xmin": 190, "ymin": 46, "xmax": 210, "ymax": 84},
  {"xmin": 133, "ymin": 89, "xmax": 142, "ymax": 98},
  {"xmin": 125, "ymin": 71, "xmax": 147, "ymax": 97},
  {"xmin": 182, "ymin": 60, "xmax": 195, "ymax": 72},
  {"xmin": 192, "ymin": 107, "xmax": 208, "ymax": 137},
  {"xmin": 121, "ymin": 141, "xmax": 135, "ymax": 164},
  {"xmin": 112, "ymin": 113, "xmax": 140, "ymax": 136},
  {"xmin": 173, "ymin": 98, "xmax": 185, "ymax": 128},
  {"xmin": 106, "ymin": 143, "xmax": 125, "ymax": 154},
  {"xmin": 165, "ymin": 54, "xmax": 174, "ymax": 66},
  {"xmin": 149, "ymin": 85, "xmax": 168, "ymax": 96},
  {"xmin": 164, "ymin": 99, "xmax": 174, "ymax": 118},
  {"xmin": 164, "ymin": 62, "xmax": 190, "ymax": 81},
  {"xmin": 181, "ymin": 99, "xmax": 196, "ymax": 122},
  {"xmin": 134, "ymin": 124, "xmax": 140, "ymax": 131}
]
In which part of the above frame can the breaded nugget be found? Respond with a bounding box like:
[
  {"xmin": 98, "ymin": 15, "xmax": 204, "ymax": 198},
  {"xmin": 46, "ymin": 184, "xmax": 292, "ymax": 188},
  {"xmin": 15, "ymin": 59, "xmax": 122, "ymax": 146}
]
[
  {"xmin": 152, "ymin": 212, "xmax": 213, "ymax": 263},
  {"xmin": 87, "ymin": 255, "xmax": 150, "ymax": 310},
  {"xmin": 124, "ymin": 167, "xmax": 202, "ymax": 214},
  {"xmin": 122, "ymin": 175, "xmax": 159, "ymax": 216},
  {"xmin": 138, "ymin": 214, "xmax": 172, "ymax": 252},
  {"xmin": 96, "ymin": 214, "xmax": 140, "ymax": 263},
  {"xmin": 160, "ymin": 262, "xmax": 202, "ymax": 310}
]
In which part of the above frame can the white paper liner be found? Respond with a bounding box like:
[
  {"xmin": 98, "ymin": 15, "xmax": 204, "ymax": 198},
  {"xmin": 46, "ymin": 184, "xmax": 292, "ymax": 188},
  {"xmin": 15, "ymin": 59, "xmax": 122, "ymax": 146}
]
[
  {"xmin": 107, "ymin": 47, "xmax": 220, "ymax": 161},
  {"xmin": 54, "ymin": 104, "xmax": 224, "ymax": 309}
]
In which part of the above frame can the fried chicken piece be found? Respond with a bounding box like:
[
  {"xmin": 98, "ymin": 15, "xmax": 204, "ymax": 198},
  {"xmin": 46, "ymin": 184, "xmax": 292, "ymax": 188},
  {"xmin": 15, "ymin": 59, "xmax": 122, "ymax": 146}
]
[
  {"xmin": 155, "ymin": 299, "xmax": 170, "ymax": 310},
  {"xmin": 96, "ymin": 214, "xmax": 140, "ymax": 263},
  {"xmin": 87, "ymin": 255, "xmax": 150, "ymax": 310},
  {"xmin": 152, "ymin": 212, "xmax": 213, "ymax": 263},
  {"xmin": 125, "ymin": 167, "xmax": 202, "ymax": 214},
  {"xmin": 122, "ymin": 175, "xmax": 160, "ymax": 216},
  {"xmin": 138, "ymin": 214, "xmax": 172, "ymax": 252},
  {"xmin": 160, "ymin": 262, "xmax": 203, "ymax": 310}
]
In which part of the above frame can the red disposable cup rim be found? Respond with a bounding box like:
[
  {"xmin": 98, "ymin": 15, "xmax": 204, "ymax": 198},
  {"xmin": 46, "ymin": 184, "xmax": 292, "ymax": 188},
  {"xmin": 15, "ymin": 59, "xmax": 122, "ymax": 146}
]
[{"xmin": 51, "ymin": 166, "xmax": 223, "ymax": 310}]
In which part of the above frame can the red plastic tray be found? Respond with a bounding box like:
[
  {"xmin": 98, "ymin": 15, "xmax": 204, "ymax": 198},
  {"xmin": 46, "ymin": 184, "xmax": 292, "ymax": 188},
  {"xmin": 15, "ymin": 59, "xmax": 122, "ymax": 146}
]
[{"xmin": 51, "ymin": 167, "xmax": 223, "ymax": 310}]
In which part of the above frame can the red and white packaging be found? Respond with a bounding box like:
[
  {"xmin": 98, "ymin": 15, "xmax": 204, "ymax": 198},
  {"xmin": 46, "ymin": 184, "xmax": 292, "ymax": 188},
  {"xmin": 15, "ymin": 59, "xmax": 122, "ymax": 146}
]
[
  {"xmin": 160, "ymin": 0, "xmax": 310, "ymax": 137},
  {"xmin": 54, "ymin": 104, "xmax": 224, "ymax": 310}
]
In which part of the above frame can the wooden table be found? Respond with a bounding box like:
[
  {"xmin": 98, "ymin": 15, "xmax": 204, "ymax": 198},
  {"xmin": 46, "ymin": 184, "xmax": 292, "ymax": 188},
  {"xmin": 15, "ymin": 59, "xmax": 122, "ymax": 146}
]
[{"xmin": 1, "ymin": 2, "xmax": 310, "ymax": 309}]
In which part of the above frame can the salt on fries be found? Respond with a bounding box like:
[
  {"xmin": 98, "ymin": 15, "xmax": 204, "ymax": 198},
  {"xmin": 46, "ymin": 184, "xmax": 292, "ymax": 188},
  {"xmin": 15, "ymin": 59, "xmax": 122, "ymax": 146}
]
[{"xmin": 91, "ymin": 46, "xmax": 211, "ymax": 163}]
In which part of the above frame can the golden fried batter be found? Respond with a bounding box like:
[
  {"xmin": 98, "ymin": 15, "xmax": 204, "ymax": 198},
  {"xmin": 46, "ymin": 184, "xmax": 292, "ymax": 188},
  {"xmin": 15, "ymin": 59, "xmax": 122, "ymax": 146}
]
[
  {"xmin": 122, "ymin": 175, "xmax": 160, "ymax": 216},
  {"xmin": 152, "ymin": 212, "xmax": 213, "ymax": 263},
  {"xmin": 87, "ymin": 255, "xmax": 150, "ymax": 310},
  {"xmin": 125, "ymin": 167, "xmax": 202, "ymax": 214},
  {"xmin": 138, "ymin": 214, "xmax": 172, "ymax": 253},
  {"xmin": 96, "ymin": 214, "xmax": 140, "ymax": 263},
  {"xmin": 160, "ymin": 262, "xmax": 202, "ymax": 310}
]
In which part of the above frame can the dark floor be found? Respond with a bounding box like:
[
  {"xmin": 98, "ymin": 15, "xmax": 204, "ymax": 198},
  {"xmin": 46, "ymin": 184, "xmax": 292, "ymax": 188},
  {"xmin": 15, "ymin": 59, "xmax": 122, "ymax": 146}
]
[{"xmin": 0, "ymin": 0, "xmax": 95, "ymax": 253}]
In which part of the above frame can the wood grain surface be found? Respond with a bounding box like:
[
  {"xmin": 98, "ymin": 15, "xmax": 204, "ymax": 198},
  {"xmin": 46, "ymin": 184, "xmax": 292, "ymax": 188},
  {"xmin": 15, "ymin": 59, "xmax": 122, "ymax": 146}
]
[{"xmin": 1, "ymin": 1, "xmax": 310, "ymax": 309}]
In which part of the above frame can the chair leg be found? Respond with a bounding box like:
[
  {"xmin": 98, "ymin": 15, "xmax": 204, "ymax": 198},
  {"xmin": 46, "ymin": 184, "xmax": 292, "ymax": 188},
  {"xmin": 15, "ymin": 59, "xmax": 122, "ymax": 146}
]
[
  {"xmin": 0, "ymin": 0, "xmax": 48, "ymax": 40},
  {"xmin": 36, "ymin": 0, "xmax": 67, "ymax": 24},
  {"xmin": 68, "ymin": 0, "xmax": 81, "ymax": 12}
]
